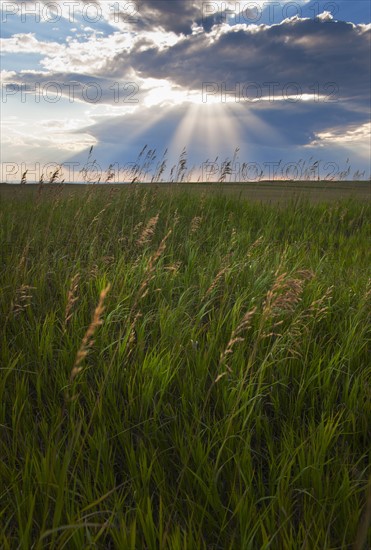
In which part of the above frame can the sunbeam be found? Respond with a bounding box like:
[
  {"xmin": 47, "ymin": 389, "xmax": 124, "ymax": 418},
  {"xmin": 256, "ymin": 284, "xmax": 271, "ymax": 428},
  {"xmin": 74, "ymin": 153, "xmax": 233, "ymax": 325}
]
[{"xmin": 169, "ymin": 101, "xmax": 242, "ymax": 162}]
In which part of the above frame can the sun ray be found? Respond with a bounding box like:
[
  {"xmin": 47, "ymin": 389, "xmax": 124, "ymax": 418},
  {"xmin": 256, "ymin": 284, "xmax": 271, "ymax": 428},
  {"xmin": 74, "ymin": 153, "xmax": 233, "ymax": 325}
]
[
  {"xmin": 170, "ymin": 102, "xmax": 202, "ymax": 153},
  {"xmin": 169, "ymin": 101, "xmax": 243, "ymax": 164}
]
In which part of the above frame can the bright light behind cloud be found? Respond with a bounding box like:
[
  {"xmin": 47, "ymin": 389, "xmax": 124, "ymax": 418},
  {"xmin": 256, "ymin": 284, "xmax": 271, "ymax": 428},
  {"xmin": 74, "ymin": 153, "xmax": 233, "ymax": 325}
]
[{"xmin": 310, "ymin": 123, "xmax": 371, "ymax": 153}]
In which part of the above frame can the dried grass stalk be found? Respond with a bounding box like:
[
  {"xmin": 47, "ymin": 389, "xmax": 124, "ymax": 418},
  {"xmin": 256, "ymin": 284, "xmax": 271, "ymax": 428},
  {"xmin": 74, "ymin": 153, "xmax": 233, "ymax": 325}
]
[
  {"xmin": 137, "ymin": 213, "xmax": 159, "ymax": 246},
  {"xmin": 70, "ymin": 284, "xmax": 111, "ymax": 381},
  {"xmin": 64, "ymin": 273, "xmax": 80, "ymax": 327}
]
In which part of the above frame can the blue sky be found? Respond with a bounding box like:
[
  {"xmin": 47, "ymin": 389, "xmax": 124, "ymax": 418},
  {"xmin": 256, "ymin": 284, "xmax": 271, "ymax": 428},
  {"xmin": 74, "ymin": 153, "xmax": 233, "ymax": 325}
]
[{"xmin": 1, "ymin": 0, "xmax": 370, "ymax": 182}]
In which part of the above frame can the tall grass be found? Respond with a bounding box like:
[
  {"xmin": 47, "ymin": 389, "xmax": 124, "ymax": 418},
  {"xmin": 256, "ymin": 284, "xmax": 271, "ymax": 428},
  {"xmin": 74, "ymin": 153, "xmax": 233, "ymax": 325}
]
[
  {"xmin": 12, "ymin": 145, "xmax": 371, "ymax": 184},
  {"xmin": 0, "ymin": 185, "xmax": 370, "ymax": 549}
]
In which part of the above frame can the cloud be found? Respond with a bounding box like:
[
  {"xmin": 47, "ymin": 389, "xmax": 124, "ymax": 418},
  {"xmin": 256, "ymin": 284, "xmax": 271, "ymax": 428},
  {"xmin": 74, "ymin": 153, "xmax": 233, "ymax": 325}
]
[
  {"xmin": 0, "ymin": 32, "xmax": 58, "ymax": 54},
  {"xmin": 1, "ymin": 31, "xmax": 134, "ymax": 74},
  {"xmin": 4, "ymin": 0, "xmax": 203, "ymax": 34},
  {"xmin": 5, "ymin": 10, "xmax": 369, "ymax": 110},
  {"xmin": 1, "ymin": 114, "xmax": 96, "ymax": 167},
  {"xmin": 128, "ymin": 0, "xmax": 202, "ymax": 35},
  {"xmin": 309, "ymin": 121, "xmax": 371, "ymax": 158},
  {"xmin": 128, "ymin": 17, "xmax": 370, "ymax": 107},
  {"xmin": 110, "ymin": 0, "xmax": 313, "ymax": 34},
  {"xmin": 1, "ymin": 69, "xmax": 142, "ymax": 108}
]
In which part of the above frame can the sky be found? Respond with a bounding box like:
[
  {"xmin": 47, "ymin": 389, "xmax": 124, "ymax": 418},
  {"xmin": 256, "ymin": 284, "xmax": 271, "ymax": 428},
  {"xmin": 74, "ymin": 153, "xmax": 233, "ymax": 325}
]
[{"xmin": 1, "ymin": 0, "xmax": 370, "ymax": 182}]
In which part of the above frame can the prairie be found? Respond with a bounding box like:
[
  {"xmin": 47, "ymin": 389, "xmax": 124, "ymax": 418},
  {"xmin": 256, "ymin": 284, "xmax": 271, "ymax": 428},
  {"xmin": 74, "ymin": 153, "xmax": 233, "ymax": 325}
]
[{"xmin": 0, "ymin": 183, "xmax": 370, "ymax": 549}]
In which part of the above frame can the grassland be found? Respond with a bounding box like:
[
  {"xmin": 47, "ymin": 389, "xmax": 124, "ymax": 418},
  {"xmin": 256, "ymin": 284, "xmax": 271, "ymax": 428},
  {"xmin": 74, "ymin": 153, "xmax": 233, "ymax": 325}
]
[
  {"xmin": 1, "ymin": 179, "xmax": 370, "ymax": 203},
  {"xmin": 0, "ymin": 183, "xmax": 370, "ymax": 549}
]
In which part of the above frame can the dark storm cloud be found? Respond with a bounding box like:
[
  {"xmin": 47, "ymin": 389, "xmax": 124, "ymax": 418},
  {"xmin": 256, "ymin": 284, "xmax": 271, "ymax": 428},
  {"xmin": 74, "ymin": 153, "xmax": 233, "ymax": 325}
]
[
  {"xmin": 8, "ymin": 0, "xmax": 218, "ymax": 34},
  {"xmin": 128, "ymin": 0, "xmax": 258, "ymax": 34},
  {"xmin": 129, "ymin": 17, "xmax": 370, "ymax": 106},
  {"xmin": 129, "ymin": 0, "xmax": 201, "ymax": 35},
  {"xmin": 2, "ymin": 71, "xmax": 143, "ymax": 105}
]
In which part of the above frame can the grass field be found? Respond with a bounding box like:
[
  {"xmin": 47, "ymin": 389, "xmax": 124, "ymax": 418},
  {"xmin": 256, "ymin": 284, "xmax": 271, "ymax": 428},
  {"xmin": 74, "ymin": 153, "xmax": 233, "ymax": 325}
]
[
  {"xmin": 0, "ymin": 183, "xmax": 370, "ymax": 549},
  {"xmin": 1, "ymin": 180, "xmax": 370, "ymax": 203}
]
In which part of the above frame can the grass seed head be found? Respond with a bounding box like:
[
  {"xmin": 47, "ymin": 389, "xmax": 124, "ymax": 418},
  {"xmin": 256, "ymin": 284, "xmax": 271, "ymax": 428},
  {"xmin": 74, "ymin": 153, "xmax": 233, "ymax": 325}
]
[
  {"xmin": 70, "ymin": 284, "xmax": 111, "ymax": 381},
  {"xmin": 64, "ymin": 273, "xmax": 80, "ymax": 327},
  {"xmin": 137, "ymin": 213, "xmax": 160, "ymax": 246}
]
